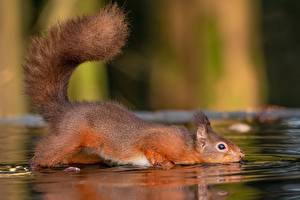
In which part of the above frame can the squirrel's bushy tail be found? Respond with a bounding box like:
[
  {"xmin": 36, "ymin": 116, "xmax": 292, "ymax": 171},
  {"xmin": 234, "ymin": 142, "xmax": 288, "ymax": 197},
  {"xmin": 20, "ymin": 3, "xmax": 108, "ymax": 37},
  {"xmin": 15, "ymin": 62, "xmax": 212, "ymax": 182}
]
[{"xmin": 23, "ymin": 4, "xmax": 129, "ymax": 121}]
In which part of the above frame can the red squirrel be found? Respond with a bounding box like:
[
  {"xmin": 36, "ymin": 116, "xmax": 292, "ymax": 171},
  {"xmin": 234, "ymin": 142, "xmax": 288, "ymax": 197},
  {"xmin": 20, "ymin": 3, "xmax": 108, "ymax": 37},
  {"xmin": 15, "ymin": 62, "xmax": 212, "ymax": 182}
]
[{"xmin": 23, "ymin": 4, "xmax": 244, "ymax": 169}]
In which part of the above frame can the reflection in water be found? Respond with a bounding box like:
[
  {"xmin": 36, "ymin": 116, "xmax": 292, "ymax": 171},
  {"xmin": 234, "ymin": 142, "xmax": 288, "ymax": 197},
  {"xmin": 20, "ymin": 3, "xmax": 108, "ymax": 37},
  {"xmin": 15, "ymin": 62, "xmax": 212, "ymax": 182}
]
[
  {"xmin": 33, "ymin": 164, "xmax": 242, "ymax": 200},
  {"xmin": 3, "ymin": 117, "xmax": 300, "ymax": 199}
]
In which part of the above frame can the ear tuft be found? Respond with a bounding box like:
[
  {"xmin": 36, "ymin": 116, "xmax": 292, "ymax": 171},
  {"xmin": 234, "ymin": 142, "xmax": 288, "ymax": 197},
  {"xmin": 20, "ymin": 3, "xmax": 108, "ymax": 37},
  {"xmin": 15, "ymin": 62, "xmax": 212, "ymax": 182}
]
[{"xmin": 193, "ymin": 111, "xmax": 211, "ymax": 127}]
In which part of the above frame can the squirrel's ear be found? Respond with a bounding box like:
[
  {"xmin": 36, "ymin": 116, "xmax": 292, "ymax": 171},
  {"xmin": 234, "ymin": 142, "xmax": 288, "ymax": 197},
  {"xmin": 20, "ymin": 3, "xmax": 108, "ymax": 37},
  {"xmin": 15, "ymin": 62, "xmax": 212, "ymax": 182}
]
[
  {"xmin": 196, "ymin": 125, "xmax": 208, "ymax": 140},
  {"xmin": 196, "ymin": 125, "xmax": 207, "ymax": 148}
]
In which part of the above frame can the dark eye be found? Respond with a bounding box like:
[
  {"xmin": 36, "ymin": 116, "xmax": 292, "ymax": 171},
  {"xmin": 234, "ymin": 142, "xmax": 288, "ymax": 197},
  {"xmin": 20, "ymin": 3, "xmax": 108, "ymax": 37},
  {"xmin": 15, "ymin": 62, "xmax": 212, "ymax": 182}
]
[
  {"xmin": 216, "ymin": 142, "xmax": 228, "ymax": 152},
  {"xmin": 218, "ymin": 143, "xmax": 226, "ymax": 150}
]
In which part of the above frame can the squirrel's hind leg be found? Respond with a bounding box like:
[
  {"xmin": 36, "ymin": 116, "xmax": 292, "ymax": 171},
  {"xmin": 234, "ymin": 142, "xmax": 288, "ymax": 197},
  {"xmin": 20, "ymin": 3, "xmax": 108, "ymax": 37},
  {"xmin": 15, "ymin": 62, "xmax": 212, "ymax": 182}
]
[
  {"xmin": 30, "ymin": 133, "xmax": 83, "ymax": 169},
  {"xmin": 67, "ymin": 150, "xmax": 102, "ymax": 164}
]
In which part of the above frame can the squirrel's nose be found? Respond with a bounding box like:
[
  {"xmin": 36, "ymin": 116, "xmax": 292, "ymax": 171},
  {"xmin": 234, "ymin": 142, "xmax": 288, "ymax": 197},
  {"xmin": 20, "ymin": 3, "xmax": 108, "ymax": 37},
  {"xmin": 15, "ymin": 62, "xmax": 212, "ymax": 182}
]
[{"xmin": 239, "ymin": 150, "xmax": 245, "ymax": 158}]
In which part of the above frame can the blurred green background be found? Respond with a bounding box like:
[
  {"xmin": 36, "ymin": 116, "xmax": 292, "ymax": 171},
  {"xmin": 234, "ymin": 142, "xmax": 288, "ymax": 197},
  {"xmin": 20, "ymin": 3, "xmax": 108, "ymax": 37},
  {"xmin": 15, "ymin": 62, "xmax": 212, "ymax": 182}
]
[{"xmin": 0, "ymin": 0, "xmax": 299, "ymax": 116}]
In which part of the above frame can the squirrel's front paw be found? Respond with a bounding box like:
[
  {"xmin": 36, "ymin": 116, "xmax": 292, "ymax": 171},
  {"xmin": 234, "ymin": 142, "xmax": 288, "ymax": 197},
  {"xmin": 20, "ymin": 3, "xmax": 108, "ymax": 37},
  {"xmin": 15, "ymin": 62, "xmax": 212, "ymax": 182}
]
[
  {"xmin": 153, "ymin": 160, "xmax": 174, "ymax": 170},
  {"xmin": 144, "ymin": 150, "xmax": 174, "ymax": 170}
]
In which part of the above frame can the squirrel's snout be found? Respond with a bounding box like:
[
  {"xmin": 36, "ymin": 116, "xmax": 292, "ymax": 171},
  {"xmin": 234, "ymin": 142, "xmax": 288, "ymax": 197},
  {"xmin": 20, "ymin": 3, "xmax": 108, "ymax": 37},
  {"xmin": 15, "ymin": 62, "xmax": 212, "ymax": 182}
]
[{"xmin": 239, "ymin": 150, "xmax": 245, "ymax": 160}]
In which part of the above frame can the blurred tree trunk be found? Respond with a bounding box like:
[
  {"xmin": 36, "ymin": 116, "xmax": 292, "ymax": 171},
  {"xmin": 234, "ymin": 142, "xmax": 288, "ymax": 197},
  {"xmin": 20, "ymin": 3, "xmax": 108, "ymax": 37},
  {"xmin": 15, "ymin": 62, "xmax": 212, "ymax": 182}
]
[
  {"xmin": 211, "ymin": 0, "xmax": 264, "ymax": 110},
  {"xmin": 150, "ymin": 0, "xmax": 264, "ymax": 110},
  {"xmin": 0, "ymin": 3, "xmax": 28, "ymax": 200},
  {"xmin": 150, "ymin": 0, "xmax": 204, "ymax": 109},
  {"xmin": 0, "ymin": 0, "xmax": 26, "ymax": 116}
]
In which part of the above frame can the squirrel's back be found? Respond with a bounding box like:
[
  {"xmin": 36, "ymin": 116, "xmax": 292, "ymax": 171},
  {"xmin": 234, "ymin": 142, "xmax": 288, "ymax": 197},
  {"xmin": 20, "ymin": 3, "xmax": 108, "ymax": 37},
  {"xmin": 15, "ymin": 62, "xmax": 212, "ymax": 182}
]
[{"xmin": 23, "ymin": 4, "xmax": 129, "ymax": 121}]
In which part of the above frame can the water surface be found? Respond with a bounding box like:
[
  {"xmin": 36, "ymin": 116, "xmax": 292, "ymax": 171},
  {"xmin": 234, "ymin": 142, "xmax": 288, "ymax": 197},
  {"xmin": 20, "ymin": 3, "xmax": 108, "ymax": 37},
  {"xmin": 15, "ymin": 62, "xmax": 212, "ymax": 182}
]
[{"xmin": 1, "ymin": 116, "xmax": 300, "ymax": 200}]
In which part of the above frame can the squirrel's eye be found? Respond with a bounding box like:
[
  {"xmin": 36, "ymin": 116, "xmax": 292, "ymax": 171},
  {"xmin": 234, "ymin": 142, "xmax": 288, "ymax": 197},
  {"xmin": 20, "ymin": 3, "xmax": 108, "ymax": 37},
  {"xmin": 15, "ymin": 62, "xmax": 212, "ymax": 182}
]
[
  {"xmin": 218, "ymin": 143, "xmax": 226, "ymax": 150},
  {"xmin": 216, "ymin": 142, "xmax": 227, "ymax": 152}
]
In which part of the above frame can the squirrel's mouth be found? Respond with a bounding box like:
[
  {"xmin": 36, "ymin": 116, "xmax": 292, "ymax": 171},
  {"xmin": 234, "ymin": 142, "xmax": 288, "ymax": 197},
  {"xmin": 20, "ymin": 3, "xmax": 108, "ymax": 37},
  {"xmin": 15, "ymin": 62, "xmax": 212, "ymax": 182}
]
[
  {"xmin": 240, "ymin": 151, "xmax": 245, "ymax": 159},
  {"xmin": 222, "ymin": 151, "xmax": 245, "ymax": 163},
  {"xmin": 204, "ymin": 153, "xmax": 244, "ymax": 163},
  {"xmin": 238, "ymin": 149, "xmax": 245, "ymax": 161}
]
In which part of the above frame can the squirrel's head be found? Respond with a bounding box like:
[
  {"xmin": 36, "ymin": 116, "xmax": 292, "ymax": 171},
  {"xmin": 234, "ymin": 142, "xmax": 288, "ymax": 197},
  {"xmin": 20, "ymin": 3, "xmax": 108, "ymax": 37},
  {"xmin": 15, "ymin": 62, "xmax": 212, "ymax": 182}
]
[{"xmin": 193, "ymin": 112, "xmax": 244, "ymax": 163}]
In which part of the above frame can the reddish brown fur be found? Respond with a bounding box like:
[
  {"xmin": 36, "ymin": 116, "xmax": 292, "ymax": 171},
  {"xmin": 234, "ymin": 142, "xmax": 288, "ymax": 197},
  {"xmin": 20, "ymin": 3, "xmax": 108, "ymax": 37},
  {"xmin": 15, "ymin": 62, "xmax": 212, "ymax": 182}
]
[
  {"xmin": 23, "ymin": 4, "xmax": 128, "ymax": 122},
  {"xmin": 24, "ymin": 4, "xmax": 244, "ymax": 169}
]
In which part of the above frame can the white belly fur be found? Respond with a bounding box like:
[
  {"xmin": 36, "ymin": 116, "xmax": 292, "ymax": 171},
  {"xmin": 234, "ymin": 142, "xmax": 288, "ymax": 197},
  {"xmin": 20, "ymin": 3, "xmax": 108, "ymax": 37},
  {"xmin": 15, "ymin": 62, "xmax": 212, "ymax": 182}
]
[
  {"xmin": 125, "ymin": 154, "xmax": 151, "ymax": 167},
  {"xmin": 84, "ymin": 147, "xmax": 151, "ymax": 167}
]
